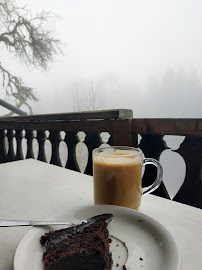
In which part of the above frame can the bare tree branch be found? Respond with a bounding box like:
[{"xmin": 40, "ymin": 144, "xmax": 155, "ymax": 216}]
[
  {"xmin": 0, "ymin": 0, "xmax": 64, "ymax": 115},
  {"xmin": 0, "ymin": 62, "xmax": 37, "ymax": 114},
  {"xmin": 72, "ymin": 80, "xmax": 105, "ymax": 112}
]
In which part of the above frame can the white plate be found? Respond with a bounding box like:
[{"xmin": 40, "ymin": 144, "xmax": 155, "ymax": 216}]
[{"xmin": 13, "ymin": 205, "xmax": 181, "ymax": 270}]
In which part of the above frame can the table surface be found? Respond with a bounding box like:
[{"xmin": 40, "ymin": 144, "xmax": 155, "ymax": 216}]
[{"xmin": 0, "ymin": 159, "xmax": 201, "ymax": 270}]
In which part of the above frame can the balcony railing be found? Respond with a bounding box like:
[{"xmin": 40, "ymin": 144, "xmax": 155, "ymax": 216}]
[{"xmin": 0, "ymin": 109, "xmax": 201, "ymax": 208}]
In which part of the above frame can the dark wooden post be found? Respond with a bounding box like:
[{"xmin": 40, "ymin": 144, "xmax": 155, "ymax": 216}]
[
  {"xmin": 37, "ymin": 131, "xmax": 47, "ymax": 162},
  {"xmin": 84, "ymin": 132, "xmax": 101, "ymax": 176},
  {"xmin": 174, "ymin": 137, "xmax": 202, "ymax": 208},
  {"xmin": 6, "ymin": 130, "xmax": 15, "ymax": 162},
  {"xmin": 26, "ymin": 130, "xmax": 35, "ymax": 159},
  {"xmin": 138, "ymin": 134, "xmax": 170, "ymax": 199},
  {"xmin": 0, "ymin": 130, "xmax": 7, "ymax": 163},
  {"xmin": 112, "ymin": 119, "xmax": 137, "ymax": 146},
  {"xmin": 49, "ymin": 131, "xmax": 62, "ymax": 167},
  {"xmin": 65, "ymin": 132, "xmax": 79, "ymax": 172}
]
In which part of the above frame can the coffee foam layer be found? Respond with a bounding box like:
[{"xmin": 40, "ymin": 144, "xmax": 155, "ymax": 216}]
[{"xmin": 94, "ymin": 153, "xmax": 142, "ymax": 165}]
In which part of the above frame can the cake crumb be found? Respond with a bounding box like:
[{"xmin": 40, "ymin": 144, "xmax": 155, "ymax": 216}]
[
  {"xmin": 122, "ymin": 265, "xmax": 127, "ymax": 270},
  {"xmin": 140, "ymin": 257, "xmax": 143, "ymax": 261},
  {"xmin": 116, "ymin": 263, "xmax": 119, "ymax": 267}
]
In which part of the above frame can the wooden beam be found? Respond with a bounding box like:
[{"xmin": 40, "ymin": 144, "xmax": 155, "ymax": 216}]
[{"xmin": 132, "ymin": 119, "xmax": 202, "ymax": 137}]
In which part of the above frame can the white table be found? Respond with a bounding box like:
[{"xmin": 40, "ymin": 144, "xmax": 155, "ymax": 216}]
[{"xmin": 0, "ymin": 159, "xmax": 201, "ymax": 270}]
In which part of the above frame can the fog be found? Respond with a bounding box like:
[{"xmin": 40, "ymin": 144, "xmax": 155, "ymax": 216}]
[
  {"xmin": 1, "ymin": 0, "xmax": 202, "ymax": 117},
  {"xmin": 1, "ymin": 0, "xmax": 201, "ymax": 199}
]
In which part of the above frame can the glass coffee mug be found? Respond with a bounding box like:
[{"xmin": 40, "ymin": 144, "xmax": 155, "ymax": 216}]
[{"xmin": 93, "ymin": 146, "xmax": 163, "ymax": 210}]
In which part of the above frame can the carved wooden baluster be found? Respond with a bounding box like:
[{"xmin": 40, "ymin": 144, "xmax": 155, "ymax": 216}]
[
  {"xmin": 174, "ymin": 137, "xmax": 202, "ymax": 208},
  {"xmin": 15, "ymin": 130, "xmax": 24, "ymax": 160},
  {"xmin": 49, "ymin": 131, "xmax": 62, "ymax": 167},
  {"xmin": 65, "ymin": 132, "xmax": 79, "ymax": 171},
  {"xmin": 0, "ymin": 129, "xmax": 7, "ymax": 163},
  {"xmin": 37, "ymin": 130, "xmax": 47, "ymax": 162},
  {"xmin": 26, "ymin": 130, "xmax": 35, "ymax": 159},
  {"xmin": 6, "ymin": 130, "xmax": 15, "ymax": 162},
  {"xmin": 138, "ymin": 134, "xmax": 170, "ymax": 199},
  {"xmin": 84, "ymin": 132, "xmax": 102, "ymax": 176}
]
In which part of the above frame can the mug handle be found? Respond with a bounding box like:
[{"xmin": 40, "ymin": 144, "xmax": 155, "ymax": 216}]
[{"xmin": 142, "ymin": 158, "xmax": 163, "ymax": 196}]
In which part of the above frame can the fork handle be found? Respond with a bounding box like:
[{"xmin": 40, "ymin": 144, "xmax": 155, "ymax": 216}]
[{"xmin": 0, "ymin": 219, "xmax": 74, "ymax": 227}]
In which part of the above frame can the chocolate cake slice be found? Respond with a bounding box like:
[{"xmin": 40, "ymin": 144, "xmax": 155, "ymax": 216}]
[{"xmin": 40, "ymin": 216, "xmax": 113, "ymax": 270}]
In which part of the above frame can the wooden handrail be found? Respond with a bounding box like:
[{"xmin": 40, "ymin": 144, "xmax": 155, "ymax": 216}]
[
  {"xmin": 132, "ymin": 118, "xmax": 202, "ymax": 136},
  {"xmin": 1, "ymin": 111, "xmax": 201, "ymax": 136},
  {"xmin": 0, "ymin": 109, "xmax": 133, "ymax": 122}
]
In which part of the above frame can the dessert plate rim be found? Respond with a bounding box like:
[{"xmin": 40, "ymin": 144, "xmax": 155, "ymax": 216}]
[{"xmin": 13, "ymin": 204, "xmax": 181, "ymax": 270}]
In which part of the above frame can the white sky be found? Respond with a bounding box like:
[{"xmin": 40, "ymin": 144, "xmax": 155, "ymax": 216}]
[{"xmin": 1, "ymin": 0, "xmax": 202, "ymax": 117}]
